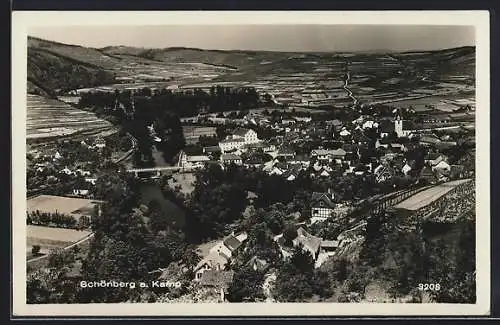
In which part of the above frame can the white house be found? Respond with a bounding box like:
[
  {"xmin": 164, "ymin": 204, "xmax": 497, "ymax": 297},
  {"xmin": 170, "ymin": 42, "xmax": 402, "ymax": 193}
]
[
  {"xmin": 218, "ymin": 128, "xmax": 260, "ymax": 153},
  {"xmin": 194, "ymin": 233, "xmax": 247, "ymax": 281},
  {"xmin": 218, "ymin": 138, "xmax": 246, "ymax": 153},
  {"xmin": 232, "ymin": 128, "xmax": 259, "ymax": 144},
  {"xmin": 94, "ymin": 137, "xmax": 106, "ymax": 149},
  {"xmin": 432, "ymin": 160, "xmax": 451, "ymax": 173},
  {"xmin": 339, "ymin": 128, "xmax": 351, "ymax": 137},
  {"xmin": 220, "ymin": 153, "xmax": 243, "ymax": 166},
  {"xmin": 311, "ymin": 149, "xmax": 335, "ymax": 161},
  {"xmin": 61, "ymin": 167, "xmax": 73, "ymax": 175},
  {"xmin": 362, "ymin": 120, "xmax": 378, "ymax": 129},
  {"xmin": 72, "ymin": 189, "xmax": 90, "ymax": 196},
  {"xmin": 180, "ymin": 153, "xmax": 210, "ymax": 169},
  {"xmin": 76, "ymin": 169, "xmax": 91, "ymax": 176},
  {"xmin": 85, "ymin": 177, "xmax": 97, "ymax": 185},
  {"xmin": 274, "ymin": 227, "xmax": 322, "ymax": 261}
]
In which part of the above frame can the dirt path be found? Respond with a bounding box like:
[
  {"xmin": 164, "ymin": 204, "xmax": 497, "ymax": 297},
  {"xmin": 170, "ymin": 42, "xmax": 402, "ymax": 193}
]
[{"xmin": 343, "ymin": 71, "xmax": 358, "ymax": 109}]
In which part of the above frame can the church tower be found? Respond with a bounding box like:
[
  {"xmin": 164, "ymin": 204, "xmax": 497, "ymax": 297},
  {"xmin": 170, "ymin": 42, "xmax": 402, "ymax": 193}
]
[{"xmin": 394, "ymin": 115, "xmax": 403, "ymax": 138}]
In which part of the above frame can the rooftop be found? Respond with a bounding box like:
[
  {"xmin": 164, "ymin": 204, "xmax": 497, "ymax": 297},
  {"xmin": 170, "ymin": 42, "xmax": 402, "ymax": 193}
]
[
  {"xmin": 311, "ymin": 192, "xmax": 335, "ymax": 209},
  {"xmin": 221, "ymin": 153, "xmax": 242, "ymax": 161},
  {"xmin": 220, "ymin": 138, "xmax": 246, "ymax": 144},
  {"xmin": 187, "ymin": 155, "xmax": 210, "ymax": 162},
  {"xmin": 294, "ymin": 227, "xmax": 322, "ymax": 254},
  {"xmin": 200, "ymin": 270, "xmax": 234, "ymax": 289},
  {"xmin": 223, "ymin": 235, "xmax": 243, "ymax": 251},
  {"xmin": 321, "ymin": 240, "xmax": 339, "ymax": 248},
  {"xmin": 195, "ymin": 251, "xmax": 229, "ymax": 271},
  {"xmin": 233, "ymin": 128, "xmax": 253, "ymax": 137}
]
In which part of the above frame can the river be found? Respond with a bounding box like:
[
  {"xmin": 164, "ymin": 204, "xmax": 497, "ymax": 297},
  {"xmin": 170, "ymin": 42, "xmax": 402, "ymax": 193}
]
[{"xmin": 139, "ymin": 181, "xmax": 186, "ymax": 229}]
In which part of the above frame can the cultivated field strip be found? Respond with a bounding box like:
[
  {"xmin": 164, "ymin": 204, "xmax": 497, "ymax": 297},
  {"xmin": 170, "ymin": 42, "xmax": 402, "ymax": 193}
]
[{"xmin": 27, "ymin": 94, "xmax": 115, "ymax": 141}]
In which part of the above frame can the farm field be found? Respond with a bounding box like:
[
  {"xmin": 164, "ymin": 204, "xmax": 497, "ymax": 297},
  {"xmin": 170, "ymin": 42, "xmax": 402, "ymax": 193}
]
[
  {"xmin": 29, "ymin": 36, "xmax": 475, "ymax": 114},
  {"xmin": 27, "ymin": 225, "xmax": 92, "ymax": 252},
  {"xmin": 27, "ymin": 195, "xmax": 102, "ymax": 217},
  {"xmin": 27, "ymin": 94, "xmax": 116, "ymax": 143},
  {"xmin": 384, "ymin": 93, "xmax": 475, "ymax": 112}
]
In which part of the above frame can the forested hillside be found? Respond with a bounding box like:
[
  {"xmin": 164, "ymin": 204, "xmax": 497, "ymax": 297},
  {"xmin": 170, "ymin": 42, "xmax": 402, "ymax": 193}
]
[{"xmin": 27, "ymin": 37, "xmax": 116, "ymax": 97}]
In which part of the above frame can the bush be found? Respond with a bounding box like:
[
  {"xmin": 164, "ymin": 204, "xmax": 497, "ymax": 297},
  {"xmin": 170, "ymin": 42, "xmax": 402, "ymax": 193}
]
[
  {"xmin": 283, "ymin": 224, "xmax": 298, "ymax": 246},
  {"xmin": 31, "ymin": 245, "xmax": 41, "ymax": 256}
]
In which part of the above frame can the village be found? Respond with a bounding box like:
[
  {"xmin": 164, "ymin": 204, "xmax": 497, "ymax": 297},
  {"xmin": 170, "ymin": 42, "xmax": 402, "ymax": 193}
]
[
  {"xmin": 24, "ymin": 32, "xmax": 477, "ymax": 304},
  {"xmin": 26, "ymin": 94, "xmax": 476, "ymax": 303}
]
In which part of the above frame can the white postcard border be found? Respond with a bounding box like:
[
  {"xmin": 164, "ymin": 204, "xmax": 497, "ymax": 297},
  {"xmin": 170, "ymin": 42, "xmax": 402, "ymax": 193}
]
[{"xmin": 11, "ymin": 10, "xmax": 490, "ymax": 317}]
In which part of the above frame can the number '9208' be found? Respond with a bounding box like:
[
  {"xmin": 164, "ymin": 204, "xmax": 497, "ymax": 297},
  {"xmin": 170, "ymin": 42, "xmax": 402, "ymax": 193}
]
[{"xmin": 418, "ymin": 283, "xmax": 441, "ymax": 291}]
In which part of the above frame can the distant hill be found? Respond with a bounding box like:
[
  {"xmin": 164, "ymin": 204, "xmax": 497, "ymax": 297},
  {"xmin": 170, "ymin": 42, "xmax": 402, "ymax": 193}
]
[
  {"xmin": 28, "ymin": 36, "xmax": 475, "ymax": 98},
  {"xmin": 101, "ymin": 46, "xmax": 295, "ymax": 70},
  {"xmin": 392, "ymin": 46, "xmax": 475, "ymax": 80},
  {"xmin": 27, "ymin": 37, "xmax": 117, "ymax": 97}
]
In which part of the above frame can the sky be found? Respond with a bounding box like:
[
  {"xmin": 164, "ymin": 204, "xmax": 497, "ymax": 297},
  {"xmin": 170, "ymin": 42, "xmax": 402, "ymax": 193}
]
[{"xmin": 29, "ymin": 25, "xmax": 475, "ymax": 52}]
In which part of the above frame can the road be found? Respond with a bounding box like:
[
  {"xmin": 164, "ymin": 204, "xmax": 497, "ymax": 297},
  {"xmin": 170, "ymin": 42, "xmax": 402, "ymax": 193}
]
[{"xmin": 343, "ymin": 71, "xmax": 358, "ymax": 109}]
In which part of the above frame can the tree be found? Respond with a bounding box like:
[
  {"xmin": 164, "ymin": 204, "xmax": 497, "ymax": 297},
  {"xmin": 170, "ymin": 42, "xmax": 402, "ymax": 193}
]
[
  {"xmin": 359, "ymin": 211, "xmax": 388, "ymax": 267},
  {"xmin": 289, "ymin": 245, "xmax": 315, "ymax": 274},
  {"xmin": 332, "ymin": 258, "xmax": 349, "ymax": 282},
  {"xmin": 186, "ymin": 171, "xmax": 247, "ymax": 240},
  {"xmin": 344, "ymin": 271, "xmax": 368, "ymax": 296},
  {"xmin": 31, "ymin": 245, "xmax": 41, "ymax": 256},
  {"xmin": 283, "ymin": 224, "xmax": 298, "ymax": 247},
  {"xmin": 47, "ymin": 248, "xmax": 75, "ymax": 269},
  {"xmin": 27, "ymin": 272, "xmax": 50, "ymax": 303},
  {"xmin": 227, "ymin": 267, "xmax": 266, "ymax": 302},
  {"xmin": 148, "ymin": 200, "xmax": 170, "ymax": 233},
  {"xmin": 426, "ymin": 221, "xmax": 476, "ymax": 303},
  {"xmin": 182, "ymin": 245, "xmax": 201, "ymax": 271}
]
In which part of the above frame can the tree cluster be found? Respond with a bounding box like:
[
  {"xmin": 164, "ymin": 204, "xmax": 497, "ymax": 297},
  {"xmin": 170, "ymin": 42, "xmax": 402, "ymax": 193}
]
[
  {"xmin": 272, "ymin": 246, "xmax": 333, "ymax": 302},
  {"xmin": 27, "ymin": 211, "xmax": 78, "ymax": 229}
]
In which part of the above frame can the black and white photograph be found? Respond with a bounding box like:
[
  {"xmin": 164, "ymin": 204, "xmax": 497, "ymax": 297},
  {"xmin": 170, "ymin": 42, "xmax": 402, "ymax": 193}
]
[{"xmin": 12, "ymin": 11, "xmax": 490, "ymax": 317}]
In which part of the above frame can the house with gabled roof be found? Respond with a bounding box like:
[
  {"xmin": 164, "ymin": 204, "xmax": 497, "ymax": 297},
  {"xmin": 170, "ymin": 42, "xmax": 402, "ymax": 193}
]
[
  {"xmin": 220, "ymin": 153, "xmax": 243, "ymax": 166},
  {"xmin": 277, "ymin": 147, "xmax": 296, "ymax": 159},
  {"xmin": 200, "ymin": 270, "xmax": 235, "ymax": 302},
  {"xmin": 194, "ymin": 232, "xmax": 247, "ymax": 281},
  {"xmin": 326, "ymin": 119, "xmax": 343, "ymax": 132},
  {"xmin": 282, "ymin": 165, "xmax": 301, "ymax": 181},
  {"xmin": 374, "ymin": 164, "xmax": 393, "ymax": 183},
  {"xmin": 232, "ymin": 127, "xmax": 259, "ymax": 143},
  {"xmin": 273, "ymin": 227, "xmax": 323, "ymax": 260},
  {"xmin": 246, "ymin": 256, "xmax": 270, "ymax": 272},
  {"xmin": 310, "ymin": 191, "xmax": 335, "ymax": 221}
]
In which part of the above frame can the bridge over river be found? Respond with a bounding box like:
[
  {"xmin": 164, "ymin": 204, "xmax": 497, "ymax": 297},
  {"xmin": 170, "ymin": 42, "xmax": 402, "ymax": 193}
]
[{"xmin": 126, "ymin": 165, "xmax": 198, "ymax": 177}]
